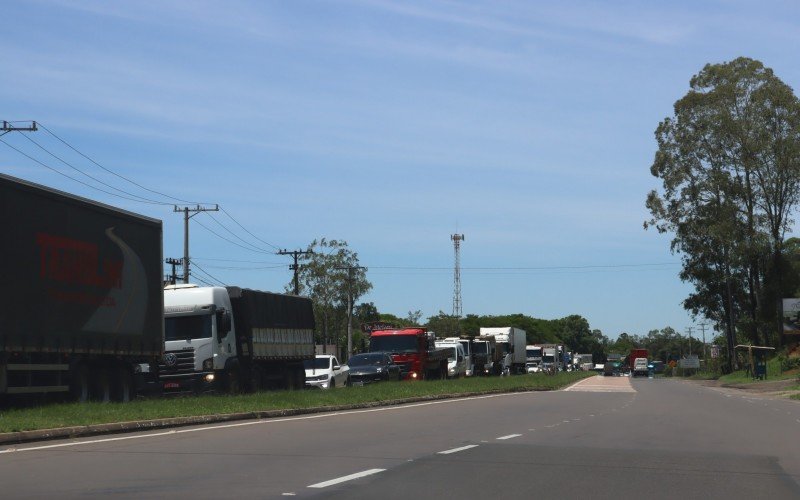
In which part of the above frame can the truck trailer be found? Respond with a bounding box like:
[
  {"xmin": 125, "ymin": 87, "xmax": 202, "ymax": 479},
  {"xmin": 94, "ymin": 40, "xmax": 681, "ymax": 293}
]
[
  {"xmin": 479, "ymin": 327, "xmax": 527, "ymax": 374},
  {"xmin": 0, "ymin": 174, "xmax": 163, "ymax": 402},
  {"xmin": 160, "ymin": 285, "xmax": 315, "ymax": 393}
]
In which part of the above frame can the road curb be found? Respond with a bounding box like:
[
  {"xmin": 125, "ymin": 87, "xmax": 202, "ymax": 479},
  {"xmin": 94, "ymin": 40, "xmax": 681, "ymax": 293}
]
[{"xmin": 0, "ymin": 385, "xmax": 564, "ymax": 446}]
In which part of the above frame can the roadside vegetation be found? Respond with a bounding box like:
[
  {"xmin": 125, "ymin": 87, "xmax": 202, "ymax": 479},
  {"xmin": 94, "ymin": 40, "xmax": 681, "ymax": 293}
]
[{"xmin": 0, "ymin": 371, "xmax": 594, "ymax": 434}]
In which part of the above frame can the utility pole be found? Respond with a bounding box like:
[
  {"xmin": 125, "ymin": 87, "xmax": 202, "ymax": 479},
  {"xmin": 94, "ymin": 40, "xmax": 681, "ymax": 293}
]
[
  {"xmin": 686, "ymin": 326, "xmax": 694, "ymax": 356},
  {"xmin": 699, "ymin": 323, "xmax": 708, "ymax": 366},
  {"xmin": 337, "ymin": 265, "xmax": 366, "ymax": 361},
  {"xmin": 1, "ymin": 120, "xmax": 37, "ymax": 137},
  {"xmin": 278, "ymin": 249, "xmax": 313, "ymax": 295},
  {"xmin": 451, "ymin": 233, "xmax": 465, "ymax": 331},
  {"xmin": 174, "ymin": 205, "xmax": 219, "ymax": 283},
  {"xmin": 165, "ymin": 257, "xmax": 183, "ymax": 285}
]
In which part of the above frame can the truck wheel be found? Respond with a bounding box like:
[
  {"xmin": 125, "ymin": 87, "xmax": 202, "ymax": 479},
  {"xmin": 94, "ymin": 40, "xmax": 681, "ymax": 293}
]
[
  {"xmin": 92, "ymin": 367, "xmax": 111, "ymax": 403},
  {"xmin": 70, "ymin": 365, "xmax": 90, "ymax": 403},
  {"xmin": 112, "ymin": 367, "xmax": 133, "ymax": 403},
  {"xmin": 226, "ymin": 368, "xmax": 241, "ymax": 394}
]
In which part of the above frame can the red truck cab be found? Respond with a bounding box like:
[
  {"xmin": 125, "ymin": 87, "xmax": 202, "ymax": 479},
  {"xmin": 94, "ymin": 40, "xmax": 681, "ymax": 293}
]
[{"xmin": 368, "ymin": 328, "xmax": 448, "ymax": 380}]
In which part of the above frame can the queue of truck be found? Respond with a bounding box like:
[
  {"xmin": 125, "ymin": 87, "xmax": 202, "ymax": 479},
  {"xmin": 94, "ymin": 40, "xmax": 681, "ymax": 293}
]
[{"xmin": 0, "ymin": 174, "xmax": 575, "ymax": 405}]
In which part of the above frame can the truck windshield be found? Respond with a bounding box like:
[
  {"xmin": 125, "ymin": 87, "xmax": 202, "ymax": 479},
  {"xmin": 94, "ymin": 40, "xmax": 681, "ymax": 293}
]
[
  {"xmin": 370, "ymin": 335, "xmax": 418, "ymax": 353},
  {"xmin": 304, "ymin": 358, "xmax": 331, "ymax": 370},
  {"xmin": 526, "ymin": 349, "xmax": 541, "ymax": 358},
  {"xmin": 472, "ymin": 343, "xmax": 488, "ymax": 354},
  {"xmin": 165, "ymin": 314, "xmax": 213, "ymax": 341}
]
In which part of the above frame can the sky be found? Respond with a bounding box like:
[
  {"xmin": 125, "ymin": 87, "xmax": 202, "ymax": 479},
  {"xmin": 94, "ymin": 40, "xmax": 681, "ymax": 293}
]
[{"xmin": 2, "ymin": 0, "xmax": 799, "ymax": 339}]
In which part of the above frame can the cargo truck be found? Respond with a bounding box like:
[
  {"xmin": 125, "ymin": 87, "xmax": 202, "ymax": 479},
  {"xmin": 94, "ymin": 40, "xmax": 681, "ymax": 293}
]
[
  {"xmin": 479, "ymin": 327, "xmax": 527, "ymax": 374},
  {"xmin": 526, "ymin": 345, "xmax": 543, "ymax": 373},
  {"xmin": 160, "ymin": 285, "xmax": 314, "ymax": 393},
  {"xmin": 628, "ymin": 348, "xmax": 649, "ymax": 377},
  {"xmin": 0, "ymin": 174, "xmax": 163, "ymax": 402},
  {"xmin": 471, "ymin": 335, "xmax": 501, "ymax": 375},
  {"xmin": 368, "ymin": 328, "xmax": 448, "ymax": 380}
]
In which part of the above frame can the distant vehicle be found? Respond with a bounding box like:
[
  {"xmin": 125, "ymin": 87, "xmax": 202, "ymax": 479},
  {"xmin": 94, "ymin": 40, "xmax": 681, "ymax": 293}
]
[
  {"xmin": 368, "ymin": 328, "xmax": 449, "ymax": 380},
  {"xmin": 526, "ymin": 345, "xmax": 543, "ymax": 373},
  {"xmin": 632, "ymin": 357, "xmax": 649, "ymax": 377},
  {"xmin": 480, "ymin": 327, "xmax": 527, "ymax": 374},
  {"xmin": 627, "ymin": 348, "xmax": 649, "ymax": 373},
  {"xmin": 435, "ymin": 341, "xmax": 467, "ymax": 378},
  {"xmin": 346, "ymin": 352, "xmax": 401, "ymax": 385},
  {"xmin": 440, "ymin": 337, "xmax": 474, "ymax": 376},
  {"xmin": 472, "ymin": 336, "xmax": 502, "ymax": 376},
  {"xmin": 304, "ymin": 355, "xmax": 349, "ymax": 389},
  {"xmin": 603, "ymin": 361, "xmax": 620, "ymax": 376},
  {"xmin": 650, "ymin": 360, "xmax": 665, "ymax": 374}
]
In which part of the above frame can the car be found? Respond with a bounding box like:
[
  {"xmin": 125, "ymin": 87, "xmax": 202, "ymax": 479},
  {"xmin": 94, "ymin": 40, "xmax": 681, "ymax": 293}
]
[
  {"xmin": 345, "ymin": 352, "xmax": 401, "ymax": 386},
  {"xmin": 303, "ymin": 355, "xmax": 349, "ymax": 389}
]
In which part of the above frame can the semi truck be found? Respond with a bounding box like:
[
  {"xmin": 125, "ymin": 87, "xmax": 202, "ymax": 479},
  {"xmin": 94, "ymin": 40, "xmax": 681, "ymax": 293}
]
[
  {"xmin": 0, "ymin": 174, "xmax": 163, "ymax": 402},
  {"xmin": 160, "ymin": 285, "xmax": 315, "ymax": 393},
  {"xmin": 479, "ymin": 327, "xmax": 527, "ymax": 374},
  {"xmin": 368, "ymin": 328, "xmax": 449, "ymax": 380},
  {"xmin": 471, "ymin": 335, "xmax": 501, "ymax": 375}
]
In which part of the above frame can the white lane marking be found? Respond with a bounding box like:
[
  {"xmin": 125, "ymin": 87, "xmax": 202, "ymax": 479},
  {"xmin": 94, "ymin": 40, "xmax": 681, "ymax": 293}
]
[
  {"xmin": 282, "ymin": 493, "xmax": 296, "ymax": 496},
  {"xmin": 497, "ymin": 434, "xmax": 521, "ymax": 440},
  {"xmin": 308, "ymin": 468, "xmax": 385, "ymax": 488},
  {"xmin": 438, "ymin": 445, "xmax": 478, "ymax": 455},
  {"xmin": 0, "ymin": 392, "xmax": 538, "ymax": 454}
]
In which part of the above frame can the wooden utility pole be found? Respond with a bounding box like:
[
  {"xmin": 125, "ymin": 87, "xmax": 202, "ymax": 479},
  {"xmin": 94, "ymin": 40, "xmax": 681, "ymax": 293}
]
[
  {"xmin": 174, "ymin": 205, "xmax": 218, "ymax": 283},
  {"xmin": 278, "ymin": 249, "xmax": 313, "ymax": 295}
]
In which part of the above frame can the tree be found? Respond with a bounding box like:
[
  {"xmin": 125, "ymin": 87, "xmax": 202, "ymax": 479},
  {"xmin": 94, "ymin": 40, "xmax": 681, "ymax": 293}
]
[
  {"xmin": 292, "ymin": 238, "xmax": 372, "ymax": 357},
  {"xmin": 646, "ymin": 57, "xmax": 800, "ymax": 360}
]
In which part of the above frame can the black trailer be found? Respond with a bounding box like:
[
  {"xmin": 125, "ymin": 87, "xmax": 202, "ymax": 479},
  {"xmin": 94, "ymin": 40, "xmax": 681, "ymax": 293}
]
[
  {"xmin": 226, "ymin": 287, "xmax": 315, "ymax": 391},
  {"xmin": 0, "ymin": 174, "xmax": 164, "ymax": 402}
]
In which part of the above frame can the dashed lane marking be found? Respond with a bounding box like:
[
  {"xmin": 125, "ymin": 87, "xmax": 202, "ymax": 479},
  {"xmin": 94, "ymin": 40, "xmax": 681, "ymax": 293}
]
[
  {"xmin": 438, "ymin": 445, "xmax": 479, "ymax": 455},
  {"xmin": 308, "ymin": 469, "xmax": 385, "ymax": 488},
  {"xmin": 497, "ymin": 434, "xmax": 522, "ymax": 440}
]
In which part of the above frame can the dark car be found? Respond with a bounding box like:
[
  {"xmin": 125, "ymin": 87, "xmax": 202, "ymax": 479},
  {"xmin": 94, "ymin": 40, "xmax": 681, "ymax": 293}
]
[{"xmin": 346, "ymin": 352, "xmax": 401, "ymax": 385}]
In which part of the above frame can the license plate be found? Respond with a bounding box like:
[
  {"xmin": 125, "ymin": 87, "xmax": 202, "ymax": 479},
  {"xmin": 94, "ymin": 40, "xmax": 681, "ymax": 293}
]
[
  {"xmin": 164, "ymin": 382, "xmax": 180, "ymax": 389},
  {"xmin": 352, "ymin": 381, "xmax": 364, "ymax": 387}
]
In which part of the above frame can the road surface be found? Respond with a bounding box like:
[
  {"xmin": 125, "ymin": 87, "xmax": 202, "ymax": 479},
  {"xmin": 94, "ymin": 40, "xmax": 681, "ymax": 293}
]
[{"xmin": 2, "ymin": 375, "xmax": 799, "ymax": 499}]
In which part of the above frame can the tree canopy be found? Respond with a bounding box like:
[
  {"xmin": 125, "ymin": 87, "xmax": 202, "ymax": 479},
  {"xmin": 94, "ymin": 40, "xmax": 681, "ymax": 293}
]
[{"xmin": 646, "ymin": 57, "xmax": 800, "ymax": 363}]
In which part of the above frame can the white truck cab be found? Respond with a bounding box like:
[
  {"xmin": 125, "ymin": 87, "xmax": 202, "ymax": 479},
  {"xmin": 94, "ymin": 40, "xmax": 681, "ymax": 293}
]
[
  {"xmin": 435, "ymin": 341, "xmax": 467, "ymax": 378},
  {"xmin": 440, "ymin": 337, "xmax": 474, "ymax": 376},
  {"xmin": 161, "ymin": 284, "xmax": 235, "ymax": 392}
]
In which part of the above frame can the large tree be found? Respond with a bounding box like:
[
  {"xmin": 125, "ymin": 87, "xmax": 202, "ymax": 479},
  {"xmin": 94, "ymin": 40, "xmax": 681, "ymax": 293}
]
[
  {"xmin": 647, "ymin": 57, "xmax": 800, "ymax": 362},
  {"xmin": 292, "ymin": 238, "xmax": 371, "ymax": 357}
]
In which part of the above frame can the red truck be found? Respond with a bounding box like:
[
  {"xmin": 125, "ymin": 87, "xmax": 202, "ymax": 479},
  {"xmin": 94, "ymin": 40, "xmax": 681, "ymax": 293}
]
[
  {"xmin": 628, "ymin": 348, "xmax": 649, "ymax": 376},
  {"xmin": 368, "ymin": 328, "xmax": 449, "ymax": 380}
]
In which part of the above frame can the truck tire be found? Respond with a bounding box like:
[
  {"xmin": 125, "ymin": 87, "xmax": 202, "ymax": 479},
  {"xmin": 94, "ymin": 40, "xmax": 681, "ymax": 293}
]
[
  {"xmin": 226, "ymin": 368, "xmax": 241, "ymax": 394},
  {"xmin": 111, "ymin": 366, "xmax": 133, "ymax": 403},
  {"xmin": 92, "ymin": 367, "xmax": 111, "ymax": 403},
  {"xmin": 70, "ymin": 364, "xmax": 90, "ymax": 403}
]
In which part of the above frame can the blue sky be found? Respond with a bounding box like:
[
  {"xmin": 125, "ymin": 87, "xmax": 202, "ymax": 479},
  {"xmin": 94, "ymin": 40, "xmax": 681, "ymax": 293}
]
[{"xmin": 2, "ymin": 1, "xmax": 799, "ymax": 339}]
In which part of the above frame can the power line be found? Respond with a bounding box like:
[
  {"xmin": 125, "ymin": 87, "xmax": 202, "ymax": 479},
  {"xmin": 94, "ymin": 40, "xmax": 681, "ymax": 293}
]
[
  {"xmin": 38, "ymin": 122, "xmax": 210, "ymax": 205},
  {"xmin": 190, "ymin": 262, "xmax": 227, "ymax": 287},
  {"xmin": 18, "ymin": 132, "xmax": 172, "ymax": 205},
  {"xmin": 204, "ymin": 211, "xmax": 275, "ymax": 254},
  {"xmin": 193, "ymin": 217, "xmax": 275, "ymax": 254},
  {"xmin": 220, "ymin": 206, "xmax": 279, "ymax": 250},
  {"xmin": 0, "ymin": 137, "xmax": 169, "ymax": 204}
]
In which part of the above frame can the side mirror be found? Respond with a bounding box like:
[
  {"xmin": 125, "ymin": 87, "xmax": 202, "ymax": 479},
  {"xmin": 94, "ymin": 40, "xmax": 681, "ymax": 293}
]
[{"xmin": 333, "ymin": 364, "xmax": 340, "ymax": 371}]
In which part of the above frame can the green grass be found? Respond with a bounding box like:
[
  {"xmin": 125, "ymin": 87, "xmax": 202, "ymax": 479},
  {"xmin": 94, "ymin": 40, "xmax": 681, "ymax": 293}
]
[
  {"xmin": 717, "ymin": 357, "xmax": 797, "ymax": 385},
  {"xmin": 0, "ymin": 371, "xmax": 594, "ymax": 434}
]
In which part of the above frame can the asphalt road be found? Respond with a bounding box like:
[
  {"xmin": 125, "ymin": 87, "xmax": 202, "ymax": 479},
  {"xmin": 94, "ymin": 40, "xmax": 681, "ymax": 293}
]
[{"xmin": 2, "ymin": 375, "xmax": 800, "ymax": 499}]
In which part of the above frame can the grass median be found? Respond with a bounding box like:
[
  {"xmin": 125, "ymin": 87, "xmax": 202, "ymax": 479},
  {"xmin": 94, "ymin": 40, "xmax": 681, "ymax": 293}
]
[{"xmin": 0, "ymin": 371, "xmax": 594, "ymax": 434}]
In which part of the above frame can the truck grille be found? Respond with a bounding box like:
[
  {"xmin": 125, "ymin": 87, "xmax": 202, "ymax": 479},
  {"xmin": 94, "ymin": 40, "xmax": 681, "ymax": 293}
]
[{"xmin": 159, "ymin": 349, "xmax": 195, "ymax": 376}]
